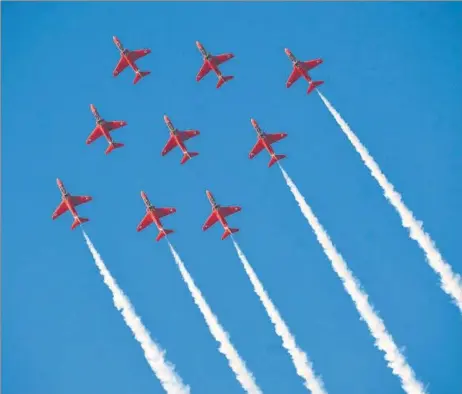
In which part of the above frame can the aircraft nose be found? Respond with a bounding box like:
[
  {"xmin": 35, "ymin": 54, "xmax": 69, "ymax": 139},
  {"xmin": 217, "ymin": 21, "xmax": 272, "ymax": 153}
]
[
  {"xmin": 284, "ymin": 48, "xmax": 290, "ymax": 55},
  {"xmin": 196, "ymin": 41, "xmax": 201, "ymax": 48}
]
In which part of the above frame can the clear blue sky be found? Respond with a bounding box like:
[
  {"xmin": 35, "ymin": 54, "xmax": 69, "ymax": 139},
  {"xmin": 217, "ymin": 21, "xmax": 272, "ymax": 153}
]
[{"xmin": 3, "ymin": 2, "xmax": 462, "ymax": 394}]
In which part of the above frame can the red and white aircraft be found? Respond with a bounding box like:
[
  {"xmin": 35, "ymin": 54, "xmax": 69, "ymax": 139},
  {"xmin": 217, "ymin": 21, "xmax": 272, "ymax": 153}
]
[
  {"xmin": 249, "ymin": 118, "xmax": 288, "ymax": 167},
  {"xmin": 202, "ymin": 190, "xmax": 241, "ymax": 240},
  {"xmin": 52, "ymin": 178, "xmax": 92, "ymax": 230},
  {"xmin": 195, "ymin": 41, "xmax": 234, "ymax": 89},
  {"xmin": 285, "ymin": 48, "xmax": 323, "ymax": 94},
  {"xmin": 86, "ymin": 104, "xmax": 128, "ymax": 154},
  {"xmin": 112, "ymin": 36, "xmax": 151, "ymax": 84},
  {"xmin": 136, "ymin": 191, "xmax": 176, "ymax": 241},
  {"xmin": 161, "ymin": 115, "xmax": 200, "ymax": 164}
]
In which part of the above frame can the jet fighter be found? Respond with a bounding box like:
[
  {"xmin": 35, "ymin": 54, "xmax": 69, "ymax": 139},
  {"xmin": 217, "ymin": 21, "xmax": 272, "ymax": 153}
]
[
  {"xmin": 202, "ymin": 190, "xmax": 241, "ymax": 240},
  {"xmin": 284, "ymin": 48, "xmax": 323, "ymax": 94},
  {"xmin": 136, "ymin": 191, "xmax": 176, "ymax": 241},
  {"xmin": 249, "ymin": 118, "xmax": 287, "ymax": 167},
  {"xmin": 112, "ymin": 36, "xmax": 151, "ymax": 84},
  {"xmin": 86, "ymin": 104, "xmax": 127, "ymax": 154},
  {"xmin": 161, "ymin": 115, "xmax": 200, "ymax": 164},
  {"xmin": 195, "ymin": 41, "xmax": 234, "ymax": 89},
  {"xmin": 52, "ymin": 178, "xmax": 92, "ymax": 230}
]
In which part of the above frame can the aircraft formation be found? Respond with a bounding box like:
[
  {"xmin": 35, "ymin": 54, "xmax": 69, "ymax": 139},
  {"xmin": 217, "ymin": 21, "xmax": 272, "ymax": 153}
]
[{"xmin": 52, "ymin": 36, "xmax": 324, "ymax": 240}]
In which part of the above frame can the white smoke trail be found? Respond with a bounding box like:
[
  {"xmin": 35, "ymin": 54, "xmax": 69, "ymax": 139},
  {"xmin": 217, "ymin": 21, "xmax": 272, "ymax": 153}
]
[
  {"xmin": 168, "ymin": 242, "xmax": 262, "ymax": 394},
  {"xmin": 278, "ymin": 166, "xmax": 426, "ymax": 394},
  {"xmin": 232, "ymin": 239, "xmax": 327, "ymax": 394},
  {"xmin": 318, "ymin": 91, "xmax": 462, "ymax": 313},
  {"xmin": 82, "ymin": 231, "xmax": 190, "ymax": 394}
]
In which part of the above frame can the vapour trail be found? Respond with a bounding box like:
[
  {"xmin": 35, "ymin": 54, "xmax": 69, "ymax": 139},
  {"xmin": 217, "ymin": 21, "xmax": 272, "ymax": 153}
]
[
  {"xmin": 82, "ymin": 231, "xmax": 190, "ymax": 394},
  {"xmin": 232, "ymin": 239, "xmax": 327, "ymax": 394},
  {"xmin": 168, "ymin": 242, "xmax": 262, "ymax": 394},
  {"xmin": 318, "ymin": 91, "xmax": 462, "ymax": 313},
  {"xmin": 278, "ymin": 166, "xmax": 427, "ymax": 394}
]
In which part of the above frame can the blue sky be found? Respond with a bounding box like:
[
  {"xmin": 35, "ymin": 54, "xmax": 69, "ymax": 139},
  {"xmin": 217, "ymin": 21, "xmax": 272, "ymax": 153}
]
[{"xmin": 2, "ymin": 2, "xmax": 462, "ymax": 394}]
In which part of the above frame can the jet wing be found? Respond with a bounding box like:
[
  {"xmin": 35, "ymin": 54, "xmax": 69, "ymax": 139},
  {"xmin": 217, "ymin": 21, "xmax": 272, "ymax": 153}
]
[
  {"xmin": 265, "ymin": 133, "xmax": 287, "ymax": 145},
  {"xmin": 178, "ymin": 130, "xmax": 200, "ymax": 142},
  {"xmin": 154, "ymin": 207, "xmax": 176, "ymax": 218},
  {"xmin": 71, "ymin": 195, "xmax": 92, "ymax": 207},
  {"xmin": 129, "ymin": 49, "xmax": 151, "ymax": 62},
  {"xmin": 161, "ymin": 136, "xmax": 179, "ymax": 156},
  {"xmin": 218, "ymin": 206, "xmax": 241, "ymax": 218},
  {"xmin": 104, "ymin": 121, "xmax": 127, "ymax": 132},
  {"xmin": 137, "ymin": 212, "xmax": 154, "ymax": 232},
  {"xmin": 286, "ymin": 68, "xmax": 302, "ymax": 88},
  {"xmin": 202, "ymin": 211, "xmax": 219, "ymax": 231},
  {"xmin": 52, "ymin": 200, "xmax": 69, "ymax": 220},
  {"xmin": 196, "ymin": 61, "xmax": 212, "ymax": 81},
  {"xmin": 86, "ymin": 126, "xmax": 104, "ymax": 144},
  {"xmin": 301, "ymin": 59, "xmax": 322, "ymax": 71},
  {"xmin": 113, "ymin": 56, "xmax": 129, "ymax": 76},
  {"xmin": 212, "ymin": 53, "xmax": 234, "ymax": 66},
  {"xmin": 249, "ymin": 139, "xmax": 265, "ymax": 159}
]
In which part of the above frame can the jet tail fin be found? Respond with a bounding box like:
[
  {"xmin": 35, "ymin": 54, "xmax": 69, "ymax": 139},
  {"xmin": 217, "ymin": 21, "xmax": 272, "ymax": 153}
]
[
  {"xmin": 180, "ymin": 152, "xmax": 199, "ymax": 165},
  {"xmin": 105, "ymin": 142, "xmax": 124, "ymax": 155},
  {"xmin": 156, "ymin": 229, "xmax": 173, "ymax": 242},
  {"xmin": 269, "ymin": 154, "xmax": 286, "ymax": 167},
  {"xmin": 307, "ymin": 80, "xmax": 324, "ymax": 94},
  {"xmin": 134, "ymin": 71, "xmax": 151, "ymax": 85},
  {"xmin": 216, "ymin": 76, "xmax": 234, "ymax": 89},
  {"xmin": 71, "ymin": 217, "xmax": 89, "ymax": 230},
  {"xmin": 222, "ymin": 228, "xmax": 239, "ymax": 240}
]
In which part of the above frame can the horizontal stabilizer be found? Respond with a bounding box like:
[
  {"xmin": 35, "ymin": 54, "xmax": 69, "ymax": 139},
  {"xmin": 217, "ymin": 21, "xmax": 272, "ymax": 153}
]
[
  {"xmin": 133, "ymin": 71, "xmax": 151, "ymax": 85},
  {"xmin": 307, "ymin": 80, "xmax": 324, "ymax": 94},
  {"xmin": 105, "ymin": 142, "xmax": 124, "ymax": 155},
  {"xmin": 216, "ymin": 75, "xmax": 234, "ymax": 89},
  {"xmin": 156, "ymin": 229, "xmax": 173, "ymax": 242},
  {"xmin": 180, "ymin": 152, "xmax": 199, "ymax": 165},
  {"xmin": 222, "ymin": 228, "xmax": 239, "ymax": 240},
  {"xmin": 269, "ymin": 154, "xmax": 286, "ymax": 167},
  {"xmin": 71, "ymin": 217, "xmax": 89, "ymax": 230}
]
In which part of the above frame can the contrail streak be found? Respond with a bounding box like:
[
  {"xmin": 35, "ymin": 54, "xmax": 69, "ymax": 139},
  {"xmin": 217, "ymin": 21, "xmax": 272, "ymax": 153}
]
[
  {"xmin": 232, "ymin": 239, "xmax": 327, "ymax": 394},
  {"xmin": 168, "ymin": 242, "xmax": 262, "ymax": 394},
  {"xmin": 279, "ymin": 166, "xmax": 426, "ymax": 394},
  {"xmin": 318, "ymin": 91, "xmax": 462, "ymax": 313},
  {"xmin": 82, "ymin": 231, "xmax": 190, "ymax": 394}
]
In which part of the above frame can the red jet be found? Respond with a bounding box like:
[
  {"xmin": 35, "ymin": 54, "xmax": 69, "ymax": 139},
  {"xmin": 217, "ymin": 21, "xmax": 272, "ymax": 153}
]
[
  {"xmin": 249, "ymin": 119, "xmax": 287, "ymax": 167},
  {"xmin": 285, "ymin": 48, "xmax": 323, "ymax": 94},
  {"xmin": 86, "ymin": 104, "xmax": 127, "ymax": 154},
  {"xmin": 195, "ymin": 41, "xmax": 234, "ymax": 89},
  {"xmin": 202, "ymin": 190, "xmax": 241, "ymax": 240},
  {"xmin": 136, "ymin": 191, "xmax": 176, "ymax": 241},
  {"xmin": 161, "ymin": 115, "xmax": 200, "ymax": 164},
  {"xmin": 52, "ymin": 178, "xmax": 92, "ymax": 230},
  {"xmin": 112, "ymin": 36, "xmax": 151, "ymax": 84}
]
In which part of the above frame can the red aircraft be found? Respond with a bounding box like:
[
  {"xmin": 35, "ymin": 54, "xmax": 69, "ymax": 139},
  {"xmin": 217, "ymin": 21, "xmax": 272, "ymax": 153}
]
[
  {"xmin": 86, "ymin": 104, "xmax": 128, "ymax": 154},
  {"xmin": 195, "ymin": 41, "xmax": 234, "ymax": 89},
  {"xmin": 161, "ymin": 115, "xmax": 200, "ymax": 164},
  {"xmin": 202, "ymin": 190, "xmax": 241, "ymax": 240},
  {"xmin": 136, "ymin": 191, "xmax": 176, "ymax": 241},
  {"xmin": 112, "ymin": 36, "xmax": 151, "ymax": 84},
  {"xmin": 249, "ymin": 119, "xmax": 287, "ymax": 167},
  {"xmin": 285, "ymin": 48, "xmax": 323, "ymax": 94},
  {"xmin": 52, "ymin": 178, "xmax": 92, "ymax": 230}
]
